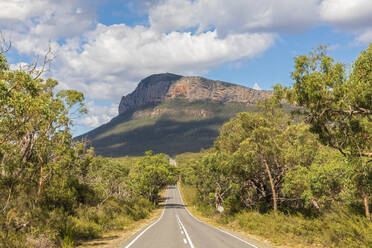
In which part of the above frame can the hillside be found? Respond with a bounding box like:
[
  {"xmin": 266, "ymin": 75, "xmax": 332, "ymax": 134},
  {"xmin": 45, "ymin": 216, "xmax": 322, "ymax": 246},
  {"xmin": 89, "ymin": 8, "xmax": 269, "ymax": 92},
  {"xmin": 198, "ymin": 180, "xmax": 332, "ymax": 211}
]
[{"xmin": 77, "ymin": 73, "xmax": 272, "ymax": 157}]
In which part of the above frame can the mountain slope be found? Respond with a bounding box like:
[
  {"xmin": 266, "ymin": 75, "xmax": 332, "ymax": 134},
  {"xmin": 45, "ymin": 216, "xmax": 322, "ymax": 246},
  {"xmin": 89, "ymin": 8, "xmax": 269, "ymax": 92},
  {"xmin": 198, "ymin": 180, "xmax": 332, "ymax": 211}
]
[{"xmin": 77, "ymin": 73, "xmax": 272, "ymax": 157}]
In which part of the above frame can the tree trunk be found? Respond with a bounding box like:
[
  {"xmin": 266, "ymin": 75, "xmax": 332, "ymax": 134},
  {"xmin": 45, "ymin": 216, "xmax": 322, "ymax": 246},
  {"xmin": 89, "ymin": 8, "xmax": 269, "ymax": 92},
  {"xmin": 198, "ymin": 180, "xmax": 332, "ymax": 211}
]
[
  {"xmin": 37, "ymin": 166, "xmax": 44, "ymax": 197},
  {"xmin": 362, "ymin": 189, "xmax": 370, "ymax": 219},
  {"xmin": 360, "ymin": 159, "xmax": 370, "ymax": 219},
  {"xmin": 215, "ymin": 181, "xmax": 222, "ymax": 210},
  {"xmin": 263, "ymin": 158, "xmax": 277, "ymax": 214}
]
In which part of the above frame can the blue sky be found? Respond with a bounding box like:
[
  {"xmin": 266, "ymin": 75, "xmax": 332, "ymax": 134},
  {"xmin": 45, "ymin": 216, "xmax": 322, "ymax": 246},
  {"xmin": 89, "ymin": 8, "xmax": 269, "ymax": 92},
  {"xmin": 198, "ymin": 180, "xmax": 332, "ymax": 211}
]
[{"xmin": 0, "ymin": 0, "xmax": 371, "ymax": 136}]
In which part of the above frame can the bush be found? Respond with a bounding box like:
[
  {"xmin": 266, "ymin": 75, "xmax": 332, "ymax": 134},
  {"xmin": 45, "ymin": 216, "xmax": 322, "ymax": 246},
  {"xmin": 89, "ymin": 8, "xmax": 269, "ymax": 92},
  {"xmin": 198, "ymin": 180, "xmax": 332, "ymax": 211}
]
[
  {"xmin": 125, "ymin": 198, "xmax": 154, "ymax": 221},
  {"xmin": 234, "ymin": 210, "xmax": 371, "ymax": 248}
]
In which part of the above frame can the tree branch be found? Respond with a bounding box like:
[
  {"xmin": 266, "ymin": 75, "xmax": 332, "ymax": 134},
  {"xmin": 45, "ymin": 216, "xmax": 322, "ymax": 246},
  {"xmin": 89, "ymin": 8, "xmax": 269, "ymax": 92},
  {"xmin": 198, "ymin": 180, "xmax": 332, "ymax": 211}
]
[{"xmin": 0, "ymin": 31, "xmax": 11, "ymax": 53}]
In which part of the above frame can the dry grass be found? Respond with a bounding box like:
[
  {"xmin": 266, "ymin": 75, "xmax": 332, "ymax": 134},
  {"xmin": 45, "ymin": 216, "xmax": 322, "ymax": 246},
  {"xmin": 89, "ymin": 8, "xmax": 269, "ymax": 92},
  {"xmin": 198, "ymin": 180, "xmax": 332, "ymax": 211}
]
[
  {"xmin": 77, "ymin": 190, "xmax": 167, "ymax": 248},
  {"xmin": 178, "ymin": 183, "xmax": 346, "ymax": 248},
  {"xmin": 76, "ymin": 208, "xmax": 163, "ymax": 248}
]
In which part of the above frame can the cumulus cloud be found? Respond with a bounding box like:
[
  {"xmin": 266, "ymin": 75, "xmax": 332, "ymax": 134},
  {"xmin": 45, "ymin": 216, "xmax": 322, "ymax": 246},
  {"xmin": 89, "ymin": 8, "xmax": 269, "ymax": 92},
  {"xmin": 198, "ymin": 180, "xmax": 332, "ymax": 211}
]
[
  {"xmin": 0, "ymin": 0, "xmax": 47, "ymax": 22},
  {"xmin": 53, "ymin": 24, "xmax": 274, "ymax": 100},
  {"xmin": 149, "ymin": 0, "xmax": 321, "ymax": 36},
  {"xmin": 149, "ymin": 0, "xmax": 372, "ymax": 42},
  {"xmin": 253, "ymin": 83, "xmax": 262, "ymax": 91},
  {"xmin": 319, "ymin": 0, "xmax": 372, "ymax": 43},
  {"xmin": 3, "ymin": 0, "xmax": 372, "ymax": 132},
  {"xmin": 77, "ymin": 101, "xmax": 118, "ymax": 128},
  {"xmin": 0, "ymin": 0, "xmax": 96, "ymax": 55},
  {"xmin": 319, "ymin": 0, "xmax": 372, "ymax": 30}
]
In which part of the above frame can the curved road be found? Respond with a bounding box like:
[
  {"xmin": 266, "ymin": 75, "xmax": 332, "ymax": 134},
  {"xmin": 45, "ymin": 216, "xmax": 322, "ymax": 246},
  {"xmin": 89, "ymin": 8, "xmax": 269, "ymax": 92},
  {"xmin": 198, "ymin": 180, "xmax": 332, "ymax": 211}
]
[{"xmin": 121, "ymin": 185, "xmax": 268, "ymax": 248}]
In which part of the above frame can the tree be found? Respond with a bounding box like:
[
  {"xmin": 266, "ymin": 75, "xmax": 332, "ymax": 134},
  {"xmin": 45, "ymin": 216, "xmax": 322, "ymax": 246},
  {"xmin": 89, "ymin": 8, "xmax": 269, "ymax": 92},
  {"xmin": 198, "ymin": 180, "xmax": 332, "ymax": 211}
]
[
  {"xmin": 274, "ymin": 44, "xmax": 372, "ymax": 218},
  {"xmin": 282, "ymin": 146, "xmax": 355, "ymax": 211},
  {"xmin": 0, "ymin": 50, "xmax": 88, "ymax": 245},
  {"xmin": 129, "ymin": 151, "xmax": 178, "ymax": 203},
  {"xmin": 208, "ymin": 110, "xmax": 319, "ymax": 214},
  {"xmin": 201, "ymin": 152, "xmax": 237, "ymax": 211},
  {"xmin": 230, "ymin": 111, "xmax": 318, "ymax": 214}
]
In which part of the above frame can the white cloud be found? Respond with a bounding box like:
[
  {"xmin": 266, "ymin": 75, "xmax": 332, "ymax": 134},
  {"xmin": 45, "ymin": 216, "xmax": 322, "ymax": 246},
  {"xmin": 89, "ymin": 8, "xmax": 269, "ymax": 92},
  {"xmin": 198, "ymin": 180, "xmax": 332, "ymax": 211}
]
[
  {"xmin": 77, "ymin": 101, "xmax": 118, "ymax": 128},
  {"xmin": 149, "ymin": 0, "xmax": 372, "ymax": 42},
  {"xmin": 53, "ymin": 24, "xmax": 274, "ymax": 100},
  {"xmin": 149, "ymin": 0, "xmax": 321, "ymax": 36},
  {"xmin": 9, "ymin": 62, "xmax": 29, "ymax": 71},
  {"xmin": 0, "ymin": 0, "xmax": 47, "ymax": 21},
  {"xmin": 320, "ymin": 0, "xmax": 372, "ymax": 30},
  {"xmin": 0, "ymin": 0, "xmax": 96, "ymax": 55},
  {"xmin": 3, "ymin": 0, "xmax": 372, "ymax": 132},
  {"xmin": 319, "ymin": 0, "xmax": 372, "ymax": 44},
  {"xmin": 356, "ymin": 29, "xmax": 372, "ymax": 44},
  {"xmin": 253, "ymin": 83, "xmax": 261, "ymax": 90}
]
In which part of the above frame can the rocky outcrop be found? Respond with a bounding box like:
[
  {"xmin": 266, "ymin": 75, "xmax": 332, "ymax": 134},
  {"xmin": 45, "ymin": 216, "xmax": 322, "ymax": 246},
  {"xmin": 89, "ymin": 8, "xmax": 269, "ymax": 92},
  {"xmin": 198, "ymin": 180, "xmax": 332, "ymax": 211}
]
[
  {"xmin": 118, "ymin": 73, "xmax": 182, "ymax": 114},
  {"xmin": 132, "ymin": 107, "xmax": 213, "ymax": 120},
  {"xmin": 118, "ymin": 73, "xmax": 272, "ymax": 115}
]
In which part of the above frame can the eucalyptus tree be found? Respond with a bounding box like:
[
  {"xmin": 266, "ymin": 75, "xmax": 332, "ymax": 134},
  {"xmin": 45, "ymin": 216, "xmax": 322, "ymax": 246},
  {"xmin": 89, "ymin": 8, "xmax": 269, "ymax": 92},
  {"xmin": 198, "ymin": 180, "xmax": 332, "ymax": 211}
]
[
  {"xmin": 129, "ymin": 151, "xmax": 178, "ymax": 203},
  {"xmin": 274, "ymin": 44, "xmax": 372, "ymax": 218},
  {"xmin": 0, "ymin": 51, "xmax": 87, "ymax": 244},
  {"xmin": 227, "ymin": 111, "xmax": 318, "ymax": 213}
]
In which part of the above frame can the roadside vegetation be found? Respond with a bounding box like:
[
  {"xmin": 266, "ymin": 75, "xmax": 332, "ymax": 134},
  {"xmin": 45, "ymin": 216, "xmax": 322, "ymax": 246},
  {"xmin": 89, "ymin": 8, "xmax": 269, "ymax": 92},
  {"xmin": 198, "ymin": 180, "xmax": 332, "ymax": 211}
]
[
  {"xmin": 178, "ymin": 44, "xmax": 372, "ymax": 248},
  {"xmin": 0, "ymin": 50, "xmax": 178, "ymax": 248},
  {"xmin": 1, "ymin": 34, "xmax": 370, "ymax": 248}
]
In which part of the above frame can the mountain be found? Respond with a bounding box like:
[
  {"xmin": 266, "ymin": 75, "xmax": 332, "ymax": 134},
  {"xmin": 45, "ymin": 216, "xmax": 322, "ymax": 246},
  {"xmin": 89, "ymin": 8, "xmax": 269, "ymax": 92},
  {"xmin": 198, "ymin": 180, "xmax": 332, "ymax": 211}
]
[{"xmin": 77, "ymin": 73, "xmax": 272, "ymax": 157}]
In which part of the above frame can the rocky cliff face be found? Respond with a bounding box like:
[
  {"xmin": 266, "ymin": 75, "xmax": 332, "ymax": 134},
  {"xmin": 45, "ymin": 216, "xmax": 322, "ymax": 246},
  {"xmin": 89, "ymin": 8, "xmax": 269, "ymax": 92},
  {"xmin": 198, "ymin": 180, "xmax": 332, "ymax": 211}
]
[{"xmin": 118, "ymin": 73, "xmax": 272, "ymax": 115}]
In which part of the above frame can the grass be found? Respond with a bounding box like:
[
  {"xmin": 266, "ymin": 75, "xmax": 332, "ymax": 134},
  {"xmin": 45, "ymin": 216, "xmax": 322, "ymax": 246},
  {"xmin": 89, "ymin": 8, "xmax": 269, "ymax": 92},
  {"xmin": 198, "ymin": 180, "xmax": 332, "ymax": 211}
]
[
  {"xmin": 179, "ymin": 183, "xmax": 372, "ymax": 248},
  {"xmin": 76, "ymin": 189, "xmax": 168, "ymax": 248},
  {"xmin": 76, "ymin": 208, "xmax": 163, "ymax": 248}
]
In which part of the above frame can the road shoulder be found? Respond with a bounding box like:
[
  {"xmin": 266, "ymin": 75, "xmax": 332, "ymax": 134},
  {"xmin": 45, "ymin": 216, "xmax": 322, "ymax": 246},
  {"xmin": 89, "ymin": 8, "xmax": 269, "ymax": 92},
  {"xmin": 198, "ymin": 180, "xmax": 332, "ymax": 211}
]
[{"xmin": 77, "ymin": 191, "xmax": 167, "ymax": 248}]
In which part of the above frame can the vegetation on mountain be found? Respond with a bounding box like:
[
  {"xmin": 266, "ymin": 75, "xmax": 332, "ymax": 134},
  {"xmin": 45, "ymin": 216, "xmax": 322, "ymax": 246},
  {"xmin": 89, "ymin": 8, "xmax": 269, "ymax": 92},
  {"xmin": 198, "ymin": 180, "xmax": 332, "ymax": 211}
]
[
  {"xmin": 0, "ymin": 51, "xmax": 177, "ymax": 247},
  {"xmin": 79, "ymin": 99, "xmax": 263, "ymax": 157},
  {"xmin": 79, "ymin": 72, "xmax": 274, "ymax": 157},
  {"xmin": 178, "ymin": 44, "xmax": 372, "ymax": 247}
]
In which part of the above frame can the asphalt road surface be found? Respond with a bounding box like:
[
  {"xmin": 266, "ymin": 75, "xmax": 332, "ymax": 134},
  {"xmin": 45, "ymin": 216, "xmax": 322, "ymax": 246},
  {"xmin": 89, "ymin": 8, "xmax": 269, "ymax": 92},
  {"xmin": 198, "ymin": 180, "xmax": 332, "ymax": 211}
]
[{"xmin": 121, "ymin": 185, "xmax": 265, "ymax": 248}]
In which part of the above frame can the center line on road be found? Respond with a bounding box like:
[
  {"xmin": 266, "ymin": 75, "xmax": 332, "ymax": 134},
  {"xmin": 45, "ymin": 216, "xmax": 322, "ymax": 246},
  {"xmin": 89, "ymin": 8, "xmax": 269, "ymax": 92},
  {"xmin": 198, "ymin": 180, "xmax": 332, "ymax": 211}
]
[
  {"xmin": 177, "ymin": 185, "xmax": 259, "ymax": 248},
  {"xmin": 176, "ymin": 215, "xmax": 195, "ymax": 248}
]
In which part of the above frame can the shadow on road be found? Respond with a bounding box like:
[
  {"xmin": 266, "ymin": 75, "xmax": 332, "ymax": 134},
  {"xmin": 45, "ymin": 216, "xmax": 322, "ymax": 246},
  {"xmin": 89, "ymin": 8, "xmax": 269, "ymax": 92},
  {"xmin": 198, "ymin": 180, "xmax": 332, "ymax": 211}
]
[{"xmin": 163, "ymin": 203, "xmax": 185, "ymax": 209}]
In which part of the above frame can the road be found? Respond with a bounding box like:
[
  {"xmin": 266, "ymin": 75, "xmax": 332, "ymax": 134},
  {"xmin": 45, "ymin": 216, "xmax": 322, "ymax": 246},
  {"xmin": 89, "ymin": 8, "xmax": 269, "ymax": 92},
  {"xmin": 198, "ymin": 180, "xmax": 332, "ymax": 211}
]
[{"xmin": 121, "ymin": 185, "xmax": 266, "ymax": 248}]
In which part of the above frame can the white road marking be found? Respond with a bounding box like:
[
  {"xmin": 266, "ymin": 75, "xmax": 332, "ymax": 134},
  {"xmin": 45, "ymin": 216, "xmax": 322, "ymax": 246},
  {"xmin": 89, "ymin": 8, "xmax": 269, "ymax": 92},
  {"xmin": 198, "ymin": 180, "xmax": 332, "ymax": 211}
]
[
  {"xmin": 177, "ymin": 185, "xmax": 259, "ymax": 248},
  {"xmin": 176, "ymin": 214, "xmax": 195, "ymax": 248},
  {"xmin": 183, "ymin": 238, "xmax": 187, "ymax": 244},
  {"xmin": 124, "ymin": 190, "xmax": 169, "ymax": 248}
]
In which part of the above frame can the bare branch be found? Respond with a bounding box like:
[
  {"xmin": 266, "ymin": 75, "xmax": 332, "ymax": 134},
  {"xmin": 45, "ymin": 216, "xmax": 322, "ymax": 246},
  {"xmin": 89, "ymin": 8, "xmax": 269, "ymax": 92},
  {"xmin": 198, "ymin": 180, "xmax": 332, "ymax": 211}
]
[
  {"xmin": 0, "ymin": 31, "xmax": 11, "ymax": 53},
  {"xmin": 32, "ymin": 43, "xmax": 56, "ymax": 79},
  {"xmin": 363, "ymin": 152, "xmax": 372, "ymax": 158},
  {"xmin": 19, "ymin": 43, "xmax": 56, "ymax": 79}
]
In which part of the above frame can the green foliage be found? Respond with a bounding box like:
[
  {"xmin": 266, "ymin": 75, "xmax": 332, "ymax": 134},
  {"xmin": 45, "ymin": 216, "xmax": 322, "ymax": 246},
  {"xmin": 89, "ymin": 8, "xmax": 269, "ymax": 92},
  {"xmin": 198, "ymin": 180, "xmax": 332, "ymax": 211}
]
[
  {"xmin": 78, "ymin": 99, "xmax": 262, "ymax": 157},
  {"xmin": 282, "ymin": 147, "xmax": 356, "ymax": 211},
  {"xmin": 274, "ymin": 44, "xmax": 372, "ymax": 218},
  {"xmin": 178, "ymin": 45, "xmax": 371, "ymax": 247},
  {"xmin": 181, "ymin": 110, "xmax": 320, "ymax": 214},
  {"xmin": 0, "ymin": 51, "xmax": 173, "ymax": 247},
  {"xmin": 0, "ymin": 52, "xmax": 8, "ymax": 71},
  {"xmin": 129, "ymin": 151, "xmax": 178, "ymax": 202},
  {"xmin": 274, "ymin": 45, "xmax": 371, "ymax": 158}
]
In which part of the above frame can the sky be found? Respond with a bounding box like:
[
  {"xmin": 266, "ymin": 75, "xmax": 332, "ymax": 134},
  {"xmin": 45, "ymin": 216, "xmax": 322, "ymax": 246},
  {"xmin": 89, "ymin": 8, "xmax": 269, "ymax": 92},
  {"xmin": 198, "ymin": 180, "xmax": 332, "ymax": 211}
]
[{"xmin": 0, "ymin": 0, "xmax": 371, "ymax": 136}]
